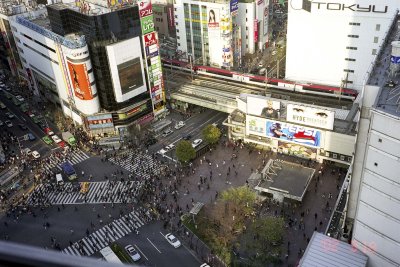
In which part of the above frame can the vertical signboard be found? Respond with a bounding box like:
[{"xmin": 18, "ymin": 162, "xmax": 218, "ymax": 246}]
[
  {"xmin": 138, "ymin": 0, "xmax": 166, "ymax": 115},
  {"xmin": 230, "ymin": 0, "xmax": 238, "ymax": 16},
  {"xmin": 263, "ymin": 6, "xmax": 269, "ymax": 36},
  {"xmin": 208, "ymin": 8, "xmax": 220, "ymax": 29},
  {"xmin": 67, "ymin": 62, "xmax": 93, "ymax": 100},
  {"xmin": 254, "ymin": 19, "xmax": 259, "ymax": 43}
]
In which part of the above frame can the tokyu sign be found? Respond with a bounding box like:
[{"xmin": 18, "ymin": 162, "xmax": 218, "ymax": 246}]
[{"xmin": 312, "ymin": 2, "xmax": 387, "ymax": 13}]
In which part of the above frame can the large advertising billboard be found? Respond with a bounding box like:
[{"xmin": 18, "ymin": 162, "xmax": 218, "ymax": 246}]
[
  {"xmin": 67, "ymin": 62, "xmax": 93, "ymax": 100},
  {"xmin": 254, "ymin": 20, "xmax": 259, "ymax": 43},
  {"xmin": 106, "ymin": 37, "xmax": 147, "ymax": 103},
  {"xmin": 246, "ymin": 115, "xmax": 323, "ymax": 147},
  {"xmin": 86, "ymin": 114, "xmax": 113, "ymax": 130},
  {"xmin": 208, "ymin": 8, "xmax": 220, "ymax": 29},
  {"xmin": 247, "ymin": 96, "xmax": 281, "ymax": 119},
  {"xmin": 286, "ymin": 104, "xmax": 335, "ymax": 130}
]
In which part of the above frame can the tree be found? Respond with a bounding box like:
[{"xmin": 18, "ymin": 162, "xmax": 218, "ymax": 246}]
[
  {"xmin": 202, "ymin": 124, "xmax": 221, "ymax": 145},
  {"xmin": 175, "ymin": 140, "xmax": 196, "ymax": 163}
]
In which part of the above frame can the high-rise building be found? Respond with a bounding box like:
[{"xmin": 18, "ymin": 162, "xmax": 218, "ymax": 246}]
[
  {"xmin": 285, "ymin": 0, "xmax": 399, "ymax": 91},
  {"xmin": 173, "ymin": 0, "xmax": 269, "ymax": 68}
]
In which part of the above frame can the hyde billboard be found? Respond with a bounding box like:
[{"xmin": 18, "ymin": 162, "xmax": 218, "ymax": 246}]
[{"xmin": 286, "ymin": 104, "xmax": 335, "ymax": 130}]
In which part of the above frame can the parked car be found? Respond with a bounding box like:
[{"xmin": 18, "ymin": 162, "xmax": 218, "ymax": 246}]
[
  {"xmin": 5, "ymin": 112, "xmax": 14, "ymax": 119},
  {"xmin": 44, "ymin": 127, "xmax": 54, "ymax": 136},
  {"xmin": 165, "ymin": 144, "xmax": 175, "ymax": 151},
  {"xmin": 22, "ymin": 148, "xmax": 32, "ymax": 156},
  {"xmin": 124, "ymin": 245, "xmax": 141, "ymax": 261},
  {"xmin": 182, "ymin": 134, "xmax": 192, "ymax": 140},
  {"xmin": 174, "ymin": 121, "xmax": 185, "ymax": 129},
  {"xmin": 192, "ymin": 139, "xmax": 203, "ymax": 148},
  {"xmin": 18, "ymin": 124, "xmax": 28, "ymax": 130},
  {"xmin": 51, "ymin": 135, "xmax": 62, "ymax": 143},
  {"xmin": 5, "ymin": 120, "xmax": 12, "ymax": 128},
  {"xmin": 27, "ymin": 133, "xmax": 36, "ymax": 141},
  {"xmin": 15, "ymin": 95, "xmax": 24, "ymax": 102},
  {"xmin": 42, "ymin": 136, "xmax": 53, "ymax": 145},
  {"xmin": 165, "ymin": 233, "xmax": 181, "ymax": 248},
  {"xmin": 162, "ymin": 129, "xmax": 174, "ymax": 137},
  {"xmin": 32, "ymin": 151, "xmax": 40, "ymax": 159}
]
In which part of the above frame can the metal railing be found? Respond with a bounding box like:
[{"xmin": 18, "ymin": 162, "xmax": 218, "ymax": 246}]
[{"xmin": 15, "ymin": 16, "xmax": 86, "ymax": 49}]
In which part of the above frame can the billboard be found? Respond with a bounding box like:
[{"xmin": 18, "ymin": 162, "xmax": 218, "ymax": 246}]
[
  {"xmin": 263, "ymin": 6, "xmax": 269, "ymax": 36},
  {"xmin": 86, "ymin": 114, "xmax": 113, "ymax": 130},
  {"xmin": 138, "ymin": 0, "xmax": 153, "ymax": 18},
  {"xmin": 67, "ymin": 62, "xmax": 93, "ymax": 100},
  {"xmin": 106, "ymin": 37, "xmax": 147, "ymax": 103},
  {"xmin": 246, "ymin": 115, "xmax": 323, "ymax": 147},
  {"xmin": 143, "ymin": 32, "xmax": 158, "ymax": 47},
  {"xmin": 230, "ymin": 0, "xmax": 238, "ymax": 15},
  {"xmin": 247, "ymin": 96, "xmax": 281, "ymax": 119},
  {"xmin": 278, "ymin": 141, "xmax": 317, "ymax": 159},
  {"xmin": 208, "ymin": 8, "xmax": 220, "ymax": 29},
  {"xmin": 254, "ymin": 20, "xmax": 258, "ymax": 43},
  {"xmin": 265, "ymin": 120, "xmax": 322, "ymax": 147},
  {"xmin": 140, "ymin": 15, "xmax": 155, "ymax": 34},
  {"xmin": 286, "ymin": 104, "xmax": 335, "ymax": 130}
]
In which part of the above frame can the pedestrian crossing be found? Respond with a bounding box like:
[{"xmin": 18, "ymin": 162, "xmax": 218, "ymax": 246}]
[
  {"xmin": 42, "ymin": 149, "xmax": 90, "ymax": 176},
  {"xmin": 63, "ymin": 209, "xmax": 149, "ymax": 257},
  {"xmin": 25, "ymin": 181, "xmax": 140, "ymax": 205},
  {"xmin": 108, "ymin": 152, "xmax": 161, "ymax": 178}
]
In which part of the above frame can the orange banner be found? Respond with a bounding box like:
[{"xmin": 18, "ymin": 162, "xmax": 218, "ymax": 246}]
[{"xmin": 67, "ymin": 62, "xmax": 93, "ymax": 100}]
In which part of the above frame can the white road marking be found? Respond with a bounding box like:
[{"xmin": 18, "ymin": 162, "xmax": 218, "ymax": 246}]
[
  {"xmin": 147, "ymin": 237, "xmax": 162, "ymax": 254},
  {"xmin": 134, "ymin": 244, "xmax": 148, "ymax": 261}
]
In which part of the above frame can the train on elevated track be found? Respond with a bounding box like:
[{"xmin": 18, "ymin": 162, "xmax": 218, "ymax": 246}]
[{"xmin": 162, "ymin": 58, "xmax": 358, "ymax": 101}]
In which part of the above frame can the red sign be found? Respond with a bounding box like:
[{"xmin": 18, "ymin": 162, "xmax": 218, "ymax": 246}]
[
  {"xmin": 257, "ymin": 0, "xmax": 264, "ymax": 5},
  {"xmin": 168, "ymin": 7, "xmax": 175, "ymax": 27},
  {"xmin": 254, "ymin": 20, "xmax": 258, "ymax": 43},
  {"xmin": 67, "ymin": 62, "xmax": 93, "ymax": 100},
  {"xmin": 151, "ymin": 84, "xmax": 160, "ymax": 93},
  {"xmin": 138, "ymin": 0, "xmax": 153, "ymax": 18},
  {"xmin": 143, "ymin": 32, "xmax": 158, "ymax": 47}
]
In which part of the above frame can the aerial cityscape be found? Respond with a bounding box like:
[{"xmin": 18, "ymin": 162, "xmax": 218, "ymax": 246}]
[{"xmin": 0, "ymin": 0, "xmax": 399, "ymax": 266}]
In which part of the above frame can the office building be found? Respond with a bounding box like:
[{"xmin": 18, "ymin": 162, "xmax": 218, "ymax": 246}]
[{"xmin": 285, "ymin": 0, "xmax": 399, "ymax": 91}]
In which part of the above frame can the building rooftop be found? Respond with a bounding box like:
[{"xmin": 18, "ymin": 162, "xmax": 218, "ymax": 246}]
[
  {"xmin": 369, "ymin": 18, "xmax": 400, "ymax": 117},
  {"xmin": 50, "ymin": 0, "xmax": 137, "ymax": 16}
]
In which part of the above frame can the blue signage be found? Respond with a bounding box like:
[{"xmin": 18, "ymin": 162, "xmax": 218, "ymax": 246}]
[
  {"xmin": 390, "ymin": 56, "xmax": 400, "ymax": 64},
  {"xmin": 230, "ymin": 0, "xmax": 238, "ymax": 15}
]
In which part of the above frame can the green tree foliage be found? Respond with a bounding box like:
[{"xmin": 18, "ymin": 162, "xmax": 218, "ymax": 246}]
[
  {"xmin": 175, "ymin": 140, "xmax": 196, "ymax": 163},
  {"xmin": 202, "ymin": 124, "xmax": 221, "ymax": 145}
]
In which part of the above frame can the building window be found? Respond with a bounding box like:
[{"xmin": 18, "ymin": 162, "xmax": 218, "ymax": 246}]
[
  {"xmin": 374, "ymin": 162, "xmax": 378, "ymax": 166},
  {"xmin": 374, "ymin": 37, "xmax": 379, "ymax": 43},
  {"xmin": 333, "ymin": 153, "xmax": 337, "ymax": 159},
  {"xmin": 178, "ymin": 42, "xmax": 180, "ymax": 46},
  {"xmin": 246, "ymin": 35, "xmax": 248, "ymax": 39},
  {"xmin": 349, "ymin": 22, "xmax": 360, "ymax": 26},
  {"xmin": 348, "ymin": 35, "xmax": 359, "ymax": 38},
  {"xmin": 175, "ymin": 15, "xmax": 178, "ymax": 18},
  {"xmin": 340, "ymin": 155, "xmax": 345, "ymax": 161},
  {"xmin": 346, "ymin": 46, "xmax": 357, "ymax": 50},
  {"xmin": 246, "ymin": 26, "xmax": 248, "ymax": 30},
  {"xmin": 345, "ymin": 58, "xmax": 356, "ymax": 62},
  {"xmin": 344, "ymin": 69, "xmax": 354, "ymax": 73},
  {"xmin": 378, "ymin": 138, "xmax": 382, "ymax": 142},
  {"xmin": 372, "ymin": 49, "xmax": 377, "ymax": 55},
  {"xmin": 346, "ymin": 81, "xmax": 353, "ymax": 84},
  {"xmin": 177, "ymin": 36, "xmax": 180, "ymax": 39},
  {"xmin": 246, "ymin": 9, "xmax": 247, "ymax": 13},
  {"xmin": 175, "ymin": 22, "xmax": 178, "ymax": 26},
  {"xmin": 325, "ymin": 152, "xmax": 330, "ymax": 157},
  {"xmin": 246, "ymin": 18, "xmax": 248, "ymax": 22},
  {"xmin": 376, "ymin": 24, "xmax": 380, "ymax": 31}
]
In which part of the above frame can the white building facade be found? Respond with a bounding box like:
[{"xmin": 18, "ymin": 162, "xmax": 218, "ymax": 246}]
[
  {"xmin": 285, "ymin": 0, "xmax": 399, "ymax": 91},
  {"xmin": 10, "ymin": 12, "xmax": 100, "ymax": 125}
]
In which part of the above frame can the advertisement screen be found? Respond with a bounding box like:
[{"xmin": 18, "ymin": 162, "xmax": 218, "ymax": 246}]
[
  {"xmin": 86, "ymin": 114, "xmax": 113, "ymax": 130},
  {"xmin": 208, "ymin": 8, "xmax": 220, "ymax": 29},
  {"xmin": 67, "ymin": 62, "xmax": 93, "ymax": 100},
  {"xmin": 265, "ymin": 120, "xmax": 321, "ymax": 147},
  {"xmin": 138, "ymin": 0, "xmax": 153, "ymax": 18},
  {"xmin": 117, "ymin": 58, "xmax": 144, "ymax": 95},
  {"xmin": 106, "ymin": 37, "xmax": 147, "ymax": 103},
  {"xmin": 247, "ymin": 96, "xmax": 281, "ymax": 119},
  {"xmin": 286, "ymin": 104, "xmax": 335, "ymax": 130},
  {"xmin": 278, "ymin": 141, "xmax": 317, "ymax": 159}
]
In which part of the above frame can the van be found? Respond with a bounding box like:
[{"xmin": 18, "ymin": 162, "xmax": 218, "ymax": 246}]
[{"xmin": 56, "ymin": 173, "xmax": 64, "ymax": 186}]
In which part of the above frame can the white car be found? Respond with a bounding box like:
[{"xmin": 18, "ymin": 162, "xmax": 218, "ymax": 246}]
[
  {"xmin": 192, "ymin": 139, "xmax": 203, "ymax": 148},
  {"xmin": 51, "ymin": 135, "xmax": 62, "ymax": 143},
  {"xmin": 32, "ymin": 151, "xmax": 40, "ymax": 159},
  {"xmin": 200, "ymin": 264, "xmax": 211, "ymax": 267},
  {"xmin": 174, "ymin": 121, "xmax": 185, "ymax": 129},
  {"xmin": 23, "ymin": 148, "xmax": 32, "ymax": 156},
  {"xmin": 5, "ymin": 112, "xmax": 14, "ymax": 119},
  {"xmin": 124, "ymin": 245, "xmax": 141, "ymax": 261},
  {"xmin": 165, "ymin": 144, "xmax": 175, "ymax": 151},
  {"xmin": 162, "ymin": 129, "xmax": 174, "ymax": 137},
  {"xmin": 16, "ymin": 95, "xmax": 24, "ymax": 101},
  {"xmin": 5, "ymin": 120, "xmax": 12, "ymax": 128},
  {"xmin": 157, "ymin": 149, "xmax": 167, "ymax": 156},
  {"xmin": 165, "ymin": 233, "xmax": 181, "ymax": 248}
]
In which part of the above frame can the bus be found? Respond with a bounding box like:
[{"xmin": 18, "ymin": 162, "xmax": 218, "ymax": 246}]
[
  {"xmin": 60, "ymin": 162, "xmax": 77, "ymax": 181},
  {"xmin": 99, "ymin": 246, "xmax": 122, "ymax": 264}
]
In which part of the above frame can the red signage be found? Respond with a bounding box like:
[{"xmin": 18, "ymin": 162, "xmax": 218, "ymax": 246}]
[
  {"xmin": 168, "ymin": 7, "xmax": 174, "ymax": 27},
  {"xmin": 138, "ymin": 0, "xmax": 153, "ymax": 18},
  {"xmin": 144, "ymin": 32, "xmax": 158, "ymax": 47},
  {"xmin": 254, "ymin": 20, "xmax": 258, "ymax": 43}
]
